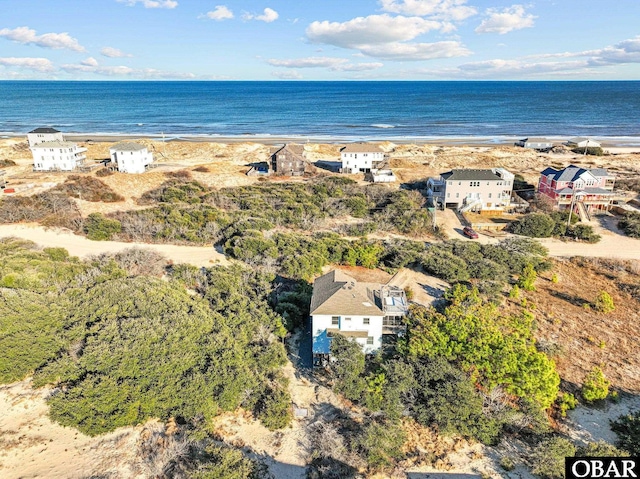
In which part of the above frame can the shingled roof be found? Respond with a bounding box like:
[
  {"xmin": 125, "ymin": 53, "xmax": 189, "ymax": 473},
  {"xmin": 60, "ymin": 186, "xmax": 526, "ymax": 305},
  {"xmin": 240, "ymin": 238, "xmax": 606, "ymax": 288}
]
[
  {"xmin": 110, "ymin": 141, "xmax": 147, "ymax": 152},
  {"xmin": 310, "ymin": 270, "xmax": 383, "ymax": 317},
  {"xmin": 340, "ymin": 143, "xmax": 383, "ymax": 154},
  {"xmin": 270, "ymin": 143, "xmax": 305, "ymax": 157},
  {"xmin": 29, "ymin": 127, "xmax": 60, "ymax": 134},
  {"xmin": 440, "ymin": 169, "xmax": 502, "ymax": 181},
  {"xmin": 541, "ymin": 164, "xmax": 611, "ymax": 182}
]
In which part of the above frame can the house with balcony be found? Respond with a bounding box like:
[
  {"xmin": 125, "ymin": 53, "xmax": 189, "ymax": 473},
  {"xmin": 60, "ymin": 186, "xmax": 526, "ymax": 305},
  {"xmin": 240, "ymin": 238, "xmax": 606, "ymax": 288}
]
[
  {"xmin": 31, "ymin": 141, "xmax": 87, "ymax": 172},
  {"xmin": 427, "ymin": 168, "xmax": 515, "ymax": 212},
  {"xmin": 340, "ymin": 143, "xmax": 386, "ymax": 174},
  {"xmin": 269, "ymin": 143, "xmax": 315, "ymax": 176},
  {"xmin": 538, "ymin": 164, "xmax": 616, "ymax": 216},
  {"xmin": 310, "ymin": 270, "xmax": 408, "ymax": 366},
  {"xmin": 109, "ymin": 141, "xmax": 154, "ymax": 174}
]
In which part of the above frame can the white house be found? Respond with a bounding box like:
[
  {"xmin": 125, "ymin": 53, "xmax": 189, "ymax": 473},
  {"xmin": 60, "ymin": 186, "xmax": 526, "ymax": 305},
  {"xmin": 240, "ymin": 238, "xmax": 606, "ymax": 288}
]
[
  {"xmin": 340, "ymin": 143, "xmax": 385, "ymax": 174},
  {"xmin": 427, "ymin": 168, "xmax": 515, "ymax": 212},
  {"xmin": 565, "ymin": 137, "xmax": 601, "ymax": 149},
  {"xmin": 310, "ymin": 270, "xmax": 408, "ymax": 366},
  {"xmin": 514, "ymin": 137, "xmax": 554, "ymax": 150},
  {"xmin": 31, "ymin": 141, "xmax": 87, "ymax": 171},
  {"xmin": 109, "ymin": 141, "xmax": 153, "ymax": 174},
  {"xmin": 27, "ymin": 127, "xmax": 64, "ymax": 147}
]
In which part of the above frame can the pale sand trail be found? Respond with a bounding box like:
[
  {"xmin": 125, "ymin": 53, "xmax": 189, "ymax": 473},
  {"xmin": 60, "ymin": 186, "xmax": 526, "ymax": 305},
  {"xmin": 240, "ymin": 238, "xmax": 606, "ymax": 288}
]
[{"xmin": 0, "ymin": 223, "xmax": 228, "ymax": 267}]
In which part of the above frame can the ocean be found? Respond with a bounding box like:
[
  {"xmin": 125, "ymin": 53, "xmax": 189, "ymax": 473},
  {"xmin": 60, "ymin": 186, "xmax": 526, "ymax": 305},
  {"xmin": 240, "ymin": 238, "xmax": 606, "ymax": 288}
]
[{"xmin": 1, "ymin": 81, "xmax": 639, "ymax": 144}]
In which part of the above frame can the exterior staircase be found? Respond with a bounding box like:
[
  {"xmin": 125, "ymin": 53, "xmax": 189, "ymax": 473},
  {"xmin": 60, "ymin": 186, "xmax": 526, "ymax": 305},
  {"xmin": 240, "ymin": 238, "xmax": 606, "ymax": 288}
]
[
  {"xmin": 458, "ymin": 198, "xmax": 482, "ymax": 213},
  {"xmin": 577, "ymin": 202, "xmax": 591, "ymax": 222}
]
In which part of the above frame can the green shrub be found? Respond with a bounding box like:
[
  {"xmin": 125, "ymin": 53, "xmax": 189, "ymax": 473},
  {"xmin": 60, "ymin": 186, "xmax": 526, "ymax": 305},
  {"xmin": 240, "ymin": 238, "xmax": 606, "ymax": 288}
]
[
  {"xmin": 567, "ymin": 224, "xmax": 601, "ymax": 243},
  {"xmin": 518, "ymin": 263, "xmax": 537, "ymax": 291},
  {"xmin": 531, "ymin": 437, "xmax": 576, "ymax": 479},
  {"xmin": 594, "ymin": 291, "xmax": 615, "ymax": 313},
  {"xmin": 618, "ymin": 212, "xmax": 640, "ymax": 239},
  {"xmin": 556, "ymin": 392, "xmax": 578, "ymax": 417},
  {"xmin": 500, "ymin": 456, "xmax": 516, "ymax": 471},
  {"xmin": 84, "ymin": 213, "xmax": 122, "ymax": 240},
  {"xmin": 571, "ymin": 146, "xmax": 604, "ymax": 156},
  {"xmin": 611, "ymin": 411, "xmax": 640, "ymax": 455},
  {"xmin": 581, "ymin": 367, "xmax": 610, "ymax": 402},
  {"xmin": 577, "ymin": 441, "xmax": 629, "ymax": 457},
  {"xmin": 509, "ymin": 213, "xmax": 556, "ymax": 238}
]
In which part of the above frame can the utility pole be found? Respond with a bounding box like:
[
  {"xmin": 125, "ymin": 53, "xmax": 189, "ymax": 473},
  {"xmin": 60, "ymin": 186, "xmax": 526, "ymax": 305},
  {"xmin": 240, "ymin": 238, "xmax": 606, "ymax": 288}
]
[{"xmin": 567, "ymin": 184, "xmax": 577, "ymax": 229}]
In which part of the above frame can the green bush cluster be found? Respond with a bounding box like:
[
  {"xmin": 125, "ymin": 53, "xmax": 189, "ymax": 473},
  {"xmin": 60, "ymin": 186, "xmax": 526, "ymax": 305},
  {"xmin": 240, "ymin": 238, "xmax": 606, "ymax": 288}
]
[
  {"xmin": 0, "ymin": 239, "xmax": 291, "ymax": 436},
  {"xmin": 618, "ymin": 212, "xmax": 640, "ymax": 238},
  {"xmin": 581, "ymin": 367, "xmax": 610, "ymax": 402},
  {"xmin": 405, "ymin": 285, "xmax": 560, "ymax": 410},
  {"xmin": 611, "ymin": 411, "xmax": 640, "ymax": 455},
  {"xmin": 54, "ymin": 175, "xmax": 124, "ymax": 202},
  {"xmin": 509, "ymin": 211, "xmax": 600, "ymax": 242},
  {"xmin": 84, "ymin": 212, "xmax": 122, "ymax": 240}
]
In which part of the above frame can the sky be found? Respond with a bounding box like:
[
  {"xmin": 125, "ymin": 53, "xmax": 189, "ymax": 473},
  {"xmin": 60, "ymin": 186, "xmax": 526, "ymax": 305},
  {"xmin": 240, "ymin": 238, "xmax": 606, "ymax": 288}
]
[{"xmin": 0, "ymin": 0, "xmax": 639, "ymax": 80}]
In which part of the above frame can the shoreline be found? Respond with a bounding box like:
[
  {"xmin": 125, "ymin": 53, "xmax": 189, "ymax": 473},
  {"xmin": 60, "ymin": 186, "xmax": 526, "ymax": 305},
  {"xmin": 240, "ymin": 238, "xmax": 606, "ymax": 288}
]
[{"xmin": 2, "ymin": 132, "xmax": 640, "ymax": 149}]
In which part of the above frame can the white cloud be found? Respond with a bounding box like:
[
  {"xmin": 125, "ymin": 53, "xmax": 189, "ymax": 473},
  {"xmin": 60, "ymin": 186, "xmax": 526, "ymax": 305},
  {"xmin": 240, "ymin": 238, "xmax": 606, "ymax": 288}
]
[
  {"xmin": 117, "ymin": 0, "xmax": 178, "ymax": 8},
  {"xmin": 268, "ymin": 57, "xmax": 347, "ymax": 68},
  {"xmin": 332, "ymin": 62, "xmax": 384, "ymax": 72},
  {"xmin": 0, "ymin": 57, "xmax": 55, "ymax": 72},
  {"xmin": 268, "ymin": 56, "xmax": 385, "ymax": 72},
  {"xmin": 306, "ymin": 14, "xmax": 469, "ymax": 61},
  {"xmin": 0, "ymin": 26, "xmax": 85, "ymax": 52},
  {"xmin": 475, "ymin": 5, "xmax": 536, "ymax": 35},
  {"xmin": 359, "ymin": 41, "xmax": 470, "ymax": 60},
  {"xmin": 243, "ymin": 7, "xmax": 279, "ymax": 23},
  {"xmin": 425, "ymin": 36, "xmax": 640, "ymax": 78},
  {"xmin": 271, "ymin": 70, "xmax": 303, "ymax": 79},
  {"xmin": 81, "ymin": 57, "xmax": 99, "ymax": 67},
  {"xmin": 100, "ymin": 47, "xmax": 132, "ymax": 58},
  {"xmin": 379, "ymin": 0, "xmax": 477, "ymax": 21},
  {"xmin": 204, "ymin": 5, "xmax": 234, "ymax": 21},
  {"xmin": 61, "ymin": 61, "xmax": 196, "ymax": 79},
  {"xmin": 307, "ymin": 14, "xmax": 446, "ymax": 47}
]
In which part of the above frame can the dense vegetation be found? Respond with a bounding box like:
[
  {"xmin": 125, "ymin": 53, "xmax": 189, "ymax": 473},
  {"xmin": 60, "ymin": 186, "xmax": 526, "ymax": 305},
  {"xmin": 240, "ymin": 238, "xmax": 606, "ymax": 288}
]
[
  {"xmin": 53, "ymin": 175, "xmax": 124, "ymax": 202},
  {"xmin": 0, "ymin": 239, "xmax": 291, "ymax": 437},
  {"xmin": 102, "ymin": 176, "xmax": 436, "ymax": 244},
  {"xmin": 618, "ymin": 211, "xmax": 640, "ymax": 238},
  {"xmin": 509, "ymin": 211, "xmax": 600, "ymax": 243}
]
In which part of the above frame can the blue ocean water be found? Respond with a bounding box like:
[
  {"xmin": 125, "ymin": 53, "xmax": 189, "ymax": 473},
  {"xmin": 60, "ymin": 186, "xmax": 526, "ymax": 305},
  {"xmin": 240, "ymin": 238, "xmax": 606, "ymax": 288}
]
[{"xmin": 0, "ymin": 81, "xmax": 638, "ymax": 143}]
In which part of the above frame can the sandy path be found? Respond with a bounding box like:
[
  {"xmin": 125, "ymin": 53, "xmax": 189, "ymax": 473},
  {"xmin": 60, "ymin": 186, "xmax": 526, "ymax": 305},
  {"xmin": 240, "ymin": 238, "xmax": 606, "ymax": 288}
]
[
  {"xmin": 0, "ymin": 224, "xmax": 228, "ymax": 267},
  {"xmin": 0, "ymin": 380, "xmax": 143, "ymax": 479}
]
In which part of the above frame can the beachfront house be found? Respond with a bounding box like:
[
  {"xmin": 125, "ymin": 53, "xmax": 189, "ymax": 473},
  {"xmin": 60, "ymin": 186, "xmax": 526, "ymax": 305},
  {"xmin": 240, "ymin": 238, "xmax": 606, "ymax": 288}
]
[
  {"xmin": 515, "ymin": 138, "xmax": 554, "ymax": 151},
  {"xmin": 27, "ymin": 127, "xmax": 64, "ymax": 147},
  {"xmin": 427, "ymin": 168, "xmax": 515, "ymax": 212},
  {"xmin": 340, "ymin": 143, "xmax": 385, "ymax": 174},
  {"xmin": 31, "ymin": 141, "xmax": 87, "ymax": 172},
  {"xmin": 564, "ymin": 137, "xmax": 601, "ymax": 149},
  {"xmin": 538, "ymin": 164, "xmax": 616, "ymax": 217},
  {"xmin": 311, "ymin": 270, "xmax": 408, "ymax": 366},
  {"xmin": 269, "ymin": 143, "xmax": 315, "ymax": 176},
  {"xmin": 109, "ymin": 141, "xmax": 154, "ymax": 174}
]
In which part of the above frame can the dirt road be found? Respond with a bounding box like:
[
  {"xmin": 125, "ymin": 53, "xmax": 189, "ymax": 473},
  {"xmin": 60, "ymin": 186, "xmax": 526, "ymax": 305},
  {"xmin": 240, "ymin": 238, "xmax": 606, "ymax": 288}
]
[{"xmin": 0, "ymin": 224, "xmax": 228, "ymax": 267}]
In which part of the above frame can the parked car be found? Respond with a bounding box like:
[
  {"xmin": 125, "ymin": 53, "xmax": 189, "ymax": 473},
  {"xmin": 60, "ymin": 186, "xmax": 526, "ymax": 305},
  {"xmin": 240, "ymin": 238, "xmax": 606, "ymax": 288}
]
[{"xmin": 463, "ymin": 226, "xmax": 479, "ymax": 239}]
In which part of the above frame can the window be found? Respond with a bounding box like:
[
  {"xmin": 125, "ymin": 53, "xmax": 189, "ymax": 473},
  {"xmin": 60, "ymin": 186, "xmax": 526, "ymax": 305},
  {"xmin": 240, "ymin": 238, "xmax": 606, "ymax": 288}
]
[
  {"xmin": 363, "ymin": 317, "xmax": 370, "ymax": 325},
  {"xmin": 456, "ymin": 193, "xmax": 459, "ymax": 198},
  {"xmin": 447, "ymin": 193, "xmax": 450, "ymax": 198},
  {"xmin": 331, "ymin": 316, "xmax": 339, "ymax": 325},
  {"xmin": 367, "ymin": 336, "xmax": 374, "ymax": 345},
  {"xmin": 458, "ymin": 181, "xmax": 461, "ymax": 185},
  {"xmin": 488, "ymin": 193, "xmax": 492, "ymax": 199},
  {"xmin": 345, "ymin": 317, "xmax": 351, "ymax": 322}
]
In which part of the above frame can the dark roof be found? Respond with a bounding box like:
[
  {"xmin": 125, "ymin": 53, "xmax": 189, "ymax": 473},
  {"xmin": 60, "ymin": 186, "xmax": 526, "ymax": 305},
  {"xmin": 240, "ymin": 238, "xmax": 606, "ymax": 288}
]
[
  {"xmin": 441, "ymin": 169, "xmax": 502, "ymax": 181},
  {"xmin": 29, "ymin": 127, "xmax": 60, "ymax": 134},
  {"xmin": 541, "ymin": 164, "xmax": 611, "ymax": 182},
  {"xmin": 270, "ymin": 143, "xmax": 305, "ymax": 157}
]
